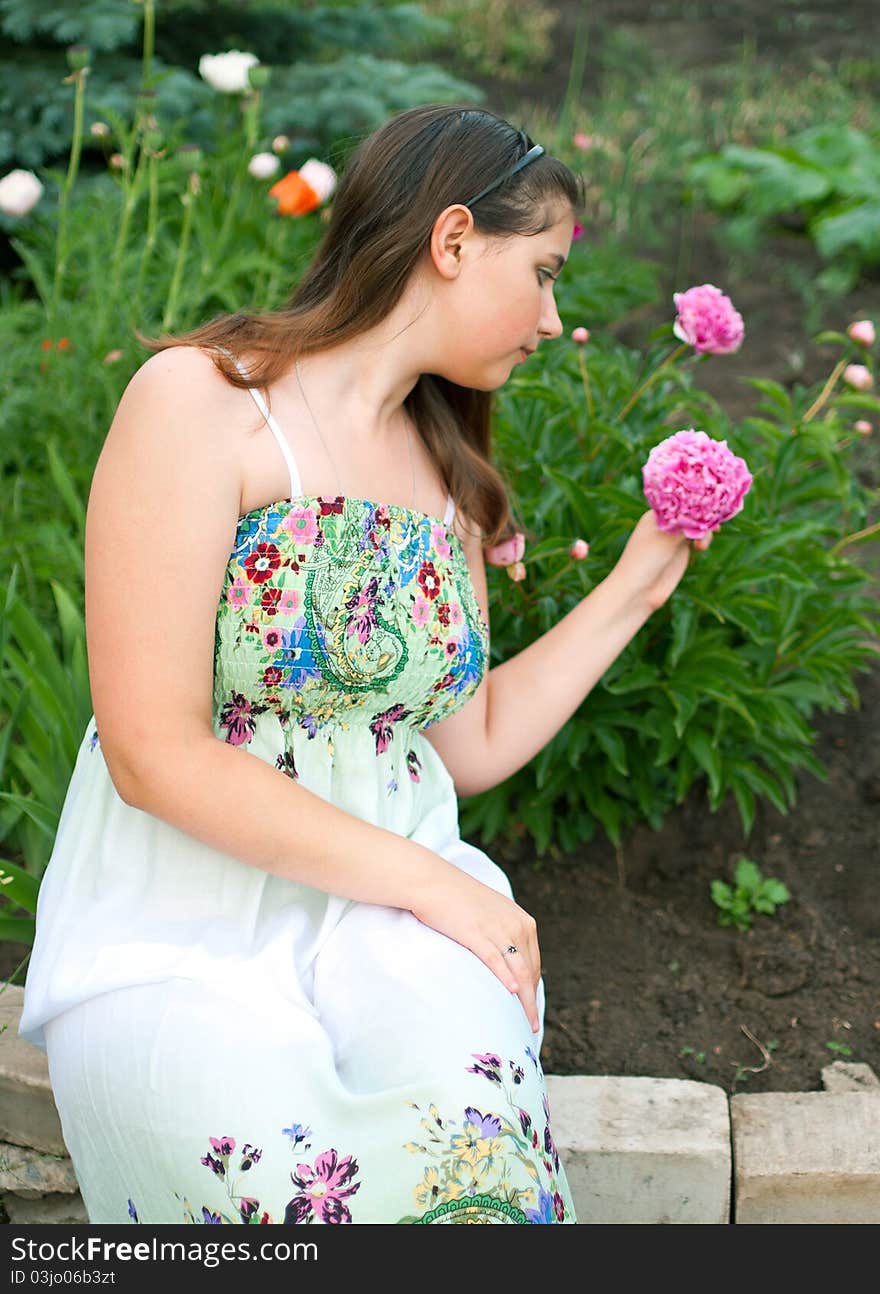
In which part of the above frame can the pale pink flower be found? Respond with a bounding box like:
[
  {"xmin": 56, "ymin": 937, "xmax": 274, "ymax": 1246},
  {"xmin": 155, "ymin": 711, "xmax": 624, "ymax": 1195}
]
[
  {"xmin": 843, "ymin": 364, "xmax": 873, "ymax": 391},
  {"xmin": 507, "ymin": 561, "xmax": 527, "ymax": 582},
  {"xmin": 411, "ymin": 595, "xmax": 431, "ymax": 627},
  {"xmin": 642, "ymin": 429, "xmax": 752, "ymax": 541},
  {"xmin": 855, "ymin": 420, "xmax": 873, "ymax": 436},
  {"xmin": 248, "ymin": 151, "xmax": 279, "ymax": 180},
  {"xmin": 672, "ymin": 284, "xmax": 744, "ymax": 355},
  {"xmin": 299, "ymin": 159, "xmax": 337, "ymax": 204},
  {"xmin": 0, "ymin": 169, "xmax": 43, "ymax": 217},
  {"xmin": 431, "ymin": 523, "xmax": 452, "ymax": 559},
  {"xmin": 572, "ymin": 132, "xmax": 594, "ymax": 151},
  {"xmin": 847, "ymin": 320, "xmax": 875, "ymax": 348},
  {"xmin": 448, "ymin": 602, "xmax": 463, "ymax": 626},
  {"xmin": 571, "ymin": 327, "xmax": 590, "ymax": 345},
  {"xmin": 109, "ymin": 153, "xmax": 125, "ymax": 171},
  {"xmin": 484, "ymin": 532, "xmax": 525, "ymax": 567},
  {"xmin": 282, "ymin": 506, "xmax": 319, "ymax": 543},
  {"xmin": 569, "ymin": 538, "xmax": 589, "ymax": 560},
  {"xmin": 227, "ymin": 578, "xmax": 251, "ymax": 608},
  {"xmin": 272, "ymin": 134, "xmax": 289, "ymax": 154},
  {"xmin": 90, "ymin": 121, "xmax": 110, "ymax": 138},
  {"xmin": 278, "ymin": 588, "xmax": 301, "ymax": 614},
  {"xmin": 102, "ymin": 348, "xmax": 124, "ymax": 364}
]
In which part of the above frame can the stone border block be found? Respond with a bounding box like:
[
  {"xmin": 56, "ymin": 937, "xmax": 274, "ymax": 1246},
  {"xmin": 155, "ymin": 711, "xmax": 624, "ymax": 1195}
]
[
  {"xmin": 0, "ymin": 984, "xmax": 67, "ymax": 1156},
  {"xmin": 546, "ymin": 1074, "xmax": 731, "ymax": 1223},
  {"xmin": 731, "ymin": 1091, "xmax": 880, "ymax": 1223}
]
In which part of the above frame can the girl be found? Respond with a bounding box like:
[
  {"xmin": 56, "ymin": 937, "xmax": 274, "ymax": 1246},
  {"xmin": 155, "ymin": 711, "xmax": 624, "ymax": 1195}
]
[{"xmin": 19, "ymin": 103, "xmax": 709, "ymax": 1225}]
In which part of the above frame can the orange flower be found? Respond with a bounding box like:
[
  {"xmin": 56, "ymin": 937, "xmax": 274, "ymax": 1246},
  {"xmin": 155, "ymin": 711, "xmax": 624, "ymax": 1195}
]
[
  {"xmin": 41, "ymin": 338, "xmax": 53, "ymax": 351},
  {"xmin": 57, "ymin": 337, "xmax": 70, "ymax": 350},
  {"xmin": 269, "ymin": 170, "xmax": 320, "ymax": 216}
]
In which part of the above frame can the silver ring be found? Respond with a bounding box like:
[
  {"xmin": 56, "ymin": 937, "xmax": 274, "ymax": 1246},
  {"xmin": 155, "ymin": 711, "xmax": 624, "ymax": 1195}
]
[{"xmin": 504, "ymin": 944, "xmax": 518, "ymax": 956}]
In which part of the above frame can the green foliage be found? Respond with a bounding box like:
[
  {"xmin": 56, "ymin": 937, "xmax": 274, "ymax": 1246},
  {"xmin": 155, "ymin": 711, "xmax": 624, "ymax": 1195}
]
[
  {"xmin": 688, "ymin": 125, "xmax": 880, "ymax": 288},
  {"xmin": 0, "ymin": 0, "xmax": 472, "ymax": 170},
  {"xmin": 825, "ymin": 1039, "xmax": 854, "ymax": 1058},
  {"xmin": 459, "ymin": 309, "xmax": 880, "ymax": 857},
  {"xmin": 418, "ymin": 0, "xmax": 558, "ymax": 82},
  {"xmin": 710, "ymin": 857, "xmax": 791, "ymax": 932}
]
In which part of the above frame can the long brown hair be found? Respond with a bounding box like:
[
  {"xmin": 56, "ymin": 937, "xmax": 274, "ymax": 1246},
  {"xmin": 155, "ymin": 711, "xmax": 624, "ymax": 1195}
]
[{"xmin": 142, "ymin": 103, "xmax": 584, "ymax": 545}]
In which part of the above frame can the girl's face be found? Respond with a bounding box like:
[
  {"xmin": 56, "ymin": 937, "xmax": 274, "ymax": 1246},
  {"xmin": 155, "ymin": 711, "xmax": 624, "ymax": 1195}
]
[{"xmin": 435, "ymin": 202, "xmax": 575, "ymax": 390}]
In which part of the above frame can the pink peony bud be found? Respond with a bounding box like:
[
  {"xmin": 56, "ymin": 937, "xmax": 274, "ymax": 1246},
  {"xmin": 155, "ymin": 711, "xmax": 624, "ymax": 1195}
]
[
  {"xmin": 847, "ymin": 320, "xmax": 875, "ymax": 348},
  {"xmin": 569, "ymin": 538, "xmax": 589, "ymax": 560},
  {"xmin": 102, "ymin": 349, "xmax": 124, "ymax": 365},
  {"xmin": 672, "ymin": 283, "xmax": 744, "ymax": 356},
  {"xmin": 642, "ymin": 429, "xmax": 752, "ymax": 541},
  {"xmin": 571, "ymin": 326, "xmax": 590, "ymax": 345},
  {"xmin": 506, "ymin": 561, "xmax": 527, "ymax": 582},
  {"xmin": 843, "ymin": 364, "xmax": 874, "ymax": 391},
  {"xmin": 272, "ymin": 135, "xmax": 289, "ymax": 154},
  {"xmin": 90, "ymin": 121, "xmax": 110, "ymax": 138},
  {"xmin": 572, "ymin": 132, "xmax": 594, "ymax": 151},
  {"xmin": 484, "ymin": 532, "xmax": 525, "ymax": 567},
  {"xmin": 572, "ymin": 222, "xmax": 584, "ymax": 241},
  {"xmin": 855, "ymin": 420, "xmax": 873, "ymax": 436}
]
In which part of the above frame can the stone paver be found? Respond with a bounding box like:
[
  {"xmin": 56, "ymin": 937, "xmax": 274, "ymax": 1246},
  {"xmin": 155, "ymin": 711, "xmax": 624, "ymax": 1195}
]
[
  {"xmin": 731, "ymin": 1091, "xmax": 880, "ymax": 1223},
  {"xmin": 546, "ymin": 1074, "xmax": 731, "ymax": 1223},
  {"xmin": 0, "ymin": 1140, "xmax": 80, "ymax": 1199},
  {"xmin": 0, "ymin": 984, "xmax": 66, "ymax": 1156},
  {"xmin": 821, "ymin": 1061, "xmax": 880, "ymax": 1094}
]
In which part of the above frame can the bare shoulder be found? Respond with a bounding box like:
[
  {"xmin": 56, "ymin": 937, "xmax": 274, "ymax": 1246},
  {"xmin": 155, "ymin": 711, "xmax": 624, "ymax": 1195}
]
[{"xmin": 85, "ymin": 347, "xmax": 248, "ymax": 789}]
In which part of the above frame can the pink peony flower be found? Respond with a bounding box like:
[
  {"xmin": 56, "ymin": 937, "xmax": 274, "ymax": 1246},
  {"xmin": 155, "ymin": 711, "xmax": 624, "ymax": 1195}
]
[
  {"xmin": 855, "ymin": 420, "xmax": 873, "ymax": 436},
  {"xmin": 642, "ymin": 429, "xmax": 752, "ymax": 541},
  {"xmin": 843, "ymin": 364, "xmax": 873, "ymax": 391},
  {"xmin": 672, "ymin": 284, "xmax": 744, "ymax": 356},
  {"xmin": 572, "ymin": 222, "xmax": 584, "ymax": 241},
  {"xmin": 571, "ymin": 326, "xmax": 590, "ymax": 344},
  {"xmin": 572, "ymin": 132, "xmax": 594, "ymax": 151},
  {"xmin": 569, "ymin": 538, "xmax": 589, "ymax": 560},
  {"xmin": 847, "ymin": 320, "xmax": 875, "ymax": 348},
  {"xmin": 484, "ymin": 532, "xmax": 525, "ymax": 567}
]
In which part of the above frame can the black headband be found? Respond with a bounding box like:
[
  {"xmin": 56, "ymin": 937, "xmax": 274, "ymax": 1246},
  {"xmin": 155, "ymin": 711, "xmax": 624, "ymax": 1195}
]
[{"xmin": 462, "ymin": 144, "xmax": 545, "ymax": 208}]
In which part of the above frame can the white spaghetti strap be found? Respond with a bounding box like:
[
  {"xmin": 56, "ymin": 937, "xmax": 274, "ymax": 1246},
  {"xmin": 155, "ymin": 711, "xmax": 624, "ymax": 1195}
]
[
  {"xmin": 226, "ymin": 351, "xmax": 302, "ymax": 500},
  {"xmin": 242, "ymin": 385, "xmax": 302, "ymax": 500},
  {"xmin": 443, "ymin": 492, "xmax": 455, "ymax": 527}
]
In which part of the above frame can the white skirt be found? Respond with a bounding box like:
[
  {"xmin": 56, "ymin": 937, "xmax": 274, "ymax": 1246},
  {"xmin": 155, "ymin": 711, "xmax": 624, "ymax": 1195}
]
[{"xmin": 45, "ymin": 905, "xmax": 577, "ymax": 1225}]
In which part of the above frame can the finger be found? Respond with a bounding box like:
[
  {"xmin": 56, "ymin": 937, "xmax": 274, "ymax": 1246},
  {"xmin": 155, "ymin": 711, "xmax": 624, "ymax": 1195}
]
[
  {"xmin": 502, "ymin": 945, "xmax": 540, "ymax": 1034},
  {"xmin": 481, "ymin": 942, "xmax": 521, "ymax": 996}
]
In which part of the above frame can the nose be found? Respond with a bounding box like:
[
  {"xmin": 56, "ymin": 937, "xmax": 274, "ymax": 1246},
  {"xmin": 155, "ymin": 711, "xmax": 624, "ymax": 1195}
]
[{"xmin": 539, "ymin": 289, "xmax": 564, "ymax": 341}]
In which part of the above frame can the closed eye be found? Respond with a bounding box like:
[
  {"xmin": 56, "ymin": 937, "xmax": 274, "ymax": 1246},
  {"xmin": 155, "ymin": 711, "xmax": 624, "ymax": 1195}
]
[{"xmin": 537, "ymin": 268, "xmax": 558, "ymax": 286}]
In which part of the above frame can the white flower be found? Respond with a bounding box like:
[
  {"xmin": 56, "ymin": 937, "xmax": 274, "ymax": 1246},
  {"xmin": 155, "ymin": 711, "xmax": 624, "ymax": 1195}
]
[
  {"xmin": 299, "ymin": 158, "xmax": 337, "ymax": 204},
  {"xmin": 198, "ymin": 51, "xmax": 259, "ymax": 94},
  {"xmin": 0, "ymin": 169, "xmax": 43, "ymax": 217},
  {"xmin": 248, "ymin": 152, "xmax": 280, "ymax": 180}
]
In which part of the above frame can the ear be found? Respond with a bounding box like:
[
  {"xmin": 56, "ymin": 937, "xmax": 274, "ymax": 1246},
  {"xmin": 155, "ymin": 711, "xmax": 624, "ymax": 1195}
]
[{"xmin": 429, "ymin": 203, "xmax": 476, "ymax": 281}]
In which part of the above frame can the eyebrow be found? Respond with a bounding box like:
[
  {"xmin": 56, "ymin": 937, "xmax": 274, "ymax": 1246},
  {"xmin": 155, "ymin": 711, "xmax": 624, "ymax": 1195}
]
[{"xmin": 548, "ymin": 253, "xmax": 567, "ymax": 272}]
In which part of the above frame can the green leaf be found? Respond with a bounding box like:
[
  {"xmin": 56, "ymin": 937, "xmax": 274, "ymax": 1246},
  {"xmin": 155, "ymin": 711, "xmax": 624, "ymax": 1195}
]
[
  {"xmin": 733, "ymin": 857, "xmax": 762, "ymax": 893},
  {"xmin": 0, "ymin": 857, "xmax": 40, "ymax": 914}
]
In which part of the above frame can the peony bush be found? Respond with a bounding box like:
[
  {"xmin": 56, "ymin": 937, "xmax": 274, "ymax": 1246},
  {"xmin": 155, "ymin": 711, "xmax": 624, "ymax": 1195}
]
[{"xmin": 458, "ymin": 290, "xmax": 880, "ymax": 856}]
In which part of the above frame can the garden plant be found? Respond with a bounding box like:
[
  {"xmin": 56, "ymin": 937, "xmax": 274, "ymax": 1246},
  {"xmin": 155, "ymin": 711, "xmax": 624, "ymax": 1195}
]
[{"xmin": 0, "ymin": 0, "xmax": 879, "ymax": 1024}]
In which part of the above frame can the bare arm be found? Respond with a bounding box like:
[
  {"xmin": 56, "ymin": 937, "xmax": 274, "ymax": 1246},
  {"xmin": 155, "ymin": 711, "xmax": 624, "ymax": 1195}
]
[
  {"xmin": 425, "ymin": 512, "xmax": 708, "ymax": 797},
  {"xmin": 86, "ymin": 349, "xmax": 544, "ymax": 1030}
]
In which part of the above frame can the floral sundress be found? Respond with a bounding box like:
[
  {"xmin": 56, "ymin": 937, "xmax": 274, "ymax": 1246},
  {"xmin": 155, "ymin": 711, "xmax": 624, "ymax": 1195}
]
[{"xmin": 19, "ymin": 359, "xmax": 577, "ymax": 1224}]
